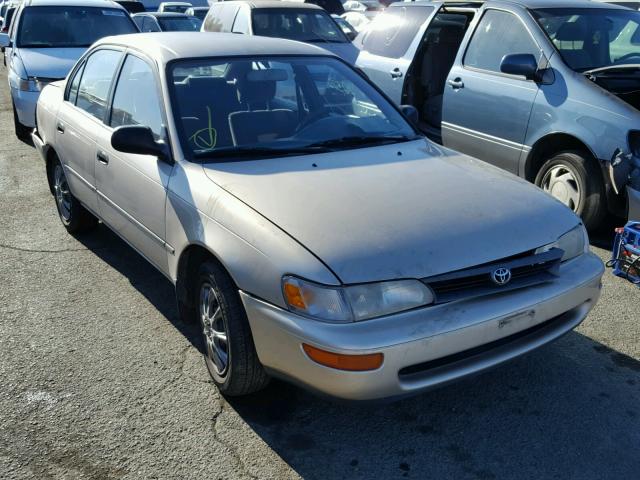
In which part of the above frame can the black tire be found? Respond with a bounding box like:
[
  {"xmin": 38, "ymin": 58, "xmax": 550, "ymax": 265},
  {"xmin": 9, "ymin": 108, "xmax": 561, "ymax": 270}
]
[
  {"xmin": 51, "ymin": 158, "xmax": 98, "ymax": 234},
  {"xmin": 534, "ymin": 150, "xmax": 606, "ymax": 230},
  {"xmin": 12, "ymin": 102, "xmax": 32, "ymax": 143},
  {"xmin": 195, "ymin": 260, "xmax": 269, "ymax": 396}
]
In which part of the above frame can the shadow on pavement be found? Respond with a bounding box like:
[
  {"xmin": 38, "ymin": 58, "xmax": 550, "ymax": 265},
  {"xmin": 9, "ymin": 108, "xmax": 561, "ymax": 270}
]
[{"xmin": 75, "ymin": 223, "xmax": 640, "ymax": 480}]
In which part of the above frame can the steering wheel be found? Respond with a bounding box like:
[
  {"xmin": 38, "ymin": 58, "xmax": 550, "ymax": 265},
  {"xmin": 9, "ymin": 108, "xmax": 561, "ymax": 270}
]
[
  {"xmin": 296, "ymin": 106, "xmax": 348, "ymax": 133},
  {"xmin": 614, "ymin": 52, "xmax": 640, "ymax": 64}
]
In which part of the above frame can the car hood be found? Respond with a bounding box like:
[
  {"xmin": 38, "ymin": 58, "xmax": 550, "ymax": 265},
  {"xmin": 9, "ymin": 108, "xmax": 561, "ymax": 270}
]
[
  {"xmin": 18, "ymin": 48, "xmax": 86, "ymax": 79},
  {"xmin": 203, "ymin": 140, "xmax": 580, "ymax": 284}
]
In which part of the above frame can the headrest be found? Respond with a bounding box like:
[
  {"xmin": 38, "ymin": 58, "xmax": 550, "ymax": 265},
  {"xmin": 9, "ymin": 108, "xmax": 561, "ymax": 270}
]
[
  {"xmin": 186, "ymin": 76, "xmax": 229, "ymax": 90},
  {"xmin": 555, "ymin": 22, "xmax": 586, "ymax": 42},
  {"xmin": 247, "ymin": 69, "xmax": 288, "ymax": 82},
  {"xmin": 238, "ymin": 79, "xmax": 276, "ymax": 105}
]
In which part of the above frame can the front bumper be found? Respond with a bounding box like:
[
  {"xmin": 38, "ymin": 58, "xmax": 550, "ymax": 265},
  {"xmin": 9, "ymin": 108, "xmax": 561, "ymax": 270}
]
[
  {"xmin": 242, "ymin": 252, "xmax": 604, "ymax": 401},
  {"xmin": 10, "ymin": 86, "xmax": 39, "ymax": 128}
]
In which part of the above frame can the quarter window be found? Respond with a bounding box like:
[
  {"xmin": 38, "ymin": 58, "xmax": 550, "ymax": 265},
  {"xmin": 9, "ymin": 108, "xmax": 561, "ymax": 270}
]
[
  {"xmin": 67, "ymin": 61, "xmax": 85, "ymax": 104},
  {"xmin": 464, "ymin": 10, "xmax": 539, "ymax": 73},
  {"xmin": 361, "ymin": 6, "xmax": 434, "ymax": 59},
  {"xmin": 76, "ymin": 49, "xmax": 122, "ymax": 120},
  {"xmin": 110, "ymin": 55, "xmax": 165, "ymax": 141}
]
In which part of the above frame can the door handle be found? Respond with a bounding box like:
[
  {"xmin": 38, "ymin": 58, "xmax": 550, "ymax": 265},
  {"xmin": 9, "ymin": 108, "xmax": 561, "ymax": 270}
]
[
  {"xmin": 390, "ymin": 68, "xmax": 403, "ymax": 79},
  {"xmin": 96, "ymin": 151, "xmax": 109, "ymax": 165},
  {"xmin": 56, "ymin": 122, "xmax": 65, "ymax": 133},
  {"xmin": 448, "ymin": 78, "xmax": 464, "ymax": 89}
]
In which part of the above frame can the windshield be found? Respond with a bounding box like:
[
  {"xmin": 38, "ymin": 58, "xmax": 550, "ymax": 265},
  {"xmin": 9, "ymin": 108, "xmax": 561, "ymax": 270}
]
[
  {"xmin": 158, "ymin": 16, "xmax": 201, "ymax": 31},
  {"xmin": 252, "ymin": 9, "xmax": 348, "ymax": 43},
  {"xmin": 17, "ymin": 6, "xmax": 137, "ymax": 48},
  {"xmin": 169, "ymin": 56, "xmax": 418, "ymax": 159},
  {"xmin": 533, "ymin": 8, "xmax": 640, "ymax": 71}
]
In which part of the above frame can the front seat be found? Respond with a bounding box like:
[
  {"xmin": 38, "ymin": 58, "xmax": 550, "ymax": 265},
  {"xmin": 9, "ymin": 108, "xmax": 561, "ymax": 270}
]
[
  {"xmin": 228, "ymin": 78, "xmax": 297, "ymax": 146},
  {"xmin": 554, "ymin": 22, "xmax": 592, "ymax": 71}
]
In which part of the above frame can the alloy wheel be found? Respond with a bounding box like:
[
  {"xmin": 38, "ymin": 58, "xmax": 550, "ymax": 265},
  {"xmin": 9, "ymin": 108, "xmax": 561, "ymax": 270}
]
[
  {"xmin": 199, "ymin": 282, "xmax": 229, "ymax": 377},
  {"xmin": 53, "ymin": 164, "xmax": 72, "ymax": 222}
]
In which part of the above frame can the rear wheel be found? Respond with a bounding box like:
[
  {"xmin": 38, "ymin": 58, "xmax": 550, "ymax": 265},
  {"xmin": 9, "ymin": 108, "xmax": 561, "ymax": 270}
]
[
  {"xmin": 535, "ymin": 150, "xmax": 606, "ymax": 230},
  {"xmin": 51, "ymin": 159, "xmax": 97, "ymax": 233},
  {"xmin": 12, "ymin": 101, "xmax": 32, "ymax": 143},
  {"xmin": 196, "ymin": 260, "xmax": 269, "ymax": 396}
]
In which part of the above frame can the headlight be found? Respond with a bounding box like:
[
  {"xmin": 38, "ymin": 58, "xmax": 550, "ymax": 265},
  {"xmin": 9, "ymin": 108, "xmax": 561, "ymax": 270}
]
[
  {"xmin": 282, "ymin": 276, "xmax": 434, "ymax": 323},
  {"xmin": 535, "ymin": 224, "xmax": 589, "ymax": 262},
  {"xmin": 17, "ymin": 77, "xmax": 45, "ymax": 92}
]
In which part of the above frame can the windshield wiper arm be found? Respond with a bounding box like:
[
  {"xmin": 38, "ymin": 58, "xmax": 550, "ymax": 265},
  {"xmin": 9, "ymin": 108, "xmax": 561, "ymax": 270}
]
[
  {"xmin": 303, "ymin": 135, "xmax": 418, "ymax": 149},
  {"xmin": 193, "ymin": 145, "xmax": 330, "ymax": 161}
]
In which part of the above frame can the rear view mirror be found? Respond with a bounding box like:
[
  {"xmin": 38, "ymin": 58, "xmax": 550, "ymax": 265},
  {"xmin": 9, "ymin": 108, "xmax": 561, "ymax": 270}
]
[
  {"xmin": 0, "ymin": 33, "xmax": 10, "ymax": 49},
  {"xmin": 500, "ymin": 54, "xmax": 539, "ymax": 81},
  {"xmin": 400, "ymin": 104, "xmax": 419, "ymax": 125},
  {"xmin": 111, "ymin": 126, "xmax": 171, "ymax": 163}
]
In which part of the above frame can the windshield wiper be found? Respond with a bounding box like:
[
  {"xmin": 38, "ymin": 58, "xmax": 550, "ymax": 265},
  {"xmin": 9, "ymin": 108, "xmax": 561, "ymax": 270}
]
[
  {"xmin": 193, "ymin": 145, "xmax": 330, "ymax": 161},
  {"xmin": 303, "ymin": 135, "xmax": 419, "ymax": 150},
  {"xmin": 582, "ymin": 64, "xmax": 640, "ymax": 76}
]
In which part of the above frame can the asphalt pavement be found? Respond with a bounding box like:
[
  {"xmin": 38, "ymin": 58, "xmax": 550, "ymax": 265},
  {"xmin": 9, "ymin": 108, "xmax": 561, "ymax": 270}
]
[{"xmin": 1, "ymin": 65, "xmax": 639, "ymax": 480}]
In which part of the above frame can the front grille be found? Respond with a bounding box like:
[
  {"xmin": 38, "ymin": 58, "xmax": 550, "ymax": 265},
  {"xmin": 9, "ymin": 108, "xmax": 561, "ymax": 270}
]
[
  {"xmin": 424, "ymin": 248, "xmax": 563, "ymax": 304},
  {"xmin": 398, "ymin": 309, "xmax": 571, "ymax": 378}
]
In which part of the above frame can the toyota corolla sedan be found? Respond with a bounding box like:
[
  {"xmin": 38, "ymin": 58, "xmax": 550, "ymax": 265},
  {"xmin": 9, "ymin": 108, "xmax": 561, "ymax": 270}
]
[{"xmin": 32, "ymin": 33, "xmax": 604, "ymax": 401}]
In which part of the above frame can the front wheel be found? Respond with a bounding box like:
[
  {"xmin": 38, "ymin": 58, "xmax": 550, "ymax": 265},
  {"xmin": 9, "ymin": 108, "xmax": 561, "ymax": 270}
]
[
  {"xmin": 51, "ymin": 159, "xmax": 97, "ymax": 234},
  {"xmin": 535, "ymin": 151, "xmax": 606, "ymax": 230},
  {"xmin": 196, "ymin": 261, "xmax": 269, "ymax": 396}
]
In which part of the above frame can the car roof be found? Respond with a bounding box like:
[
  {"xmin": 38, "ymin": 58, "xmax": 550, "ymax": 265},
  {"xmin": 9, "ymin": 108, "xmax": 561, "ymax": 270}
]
[
  {"xmin": 21, "ymin": 0, "xmax": 126, "ymax": 7},
  {"xmin": 95, "ymin": 31, "xmax": 336, "ymax": 64},
  {"xmin": 136, "ymin": 11, "xmax": 191, "ymax": 16},
  {"xmin": 221, "ymin": 1, "xmax": 323, "ymax": 10},
  {"xmin": 398, "ymin": 0, "xmax": 628, "ymax": 10},
  {"xmin": 159, "ymin": 1, "xmax": 192, "ymax": 5}
]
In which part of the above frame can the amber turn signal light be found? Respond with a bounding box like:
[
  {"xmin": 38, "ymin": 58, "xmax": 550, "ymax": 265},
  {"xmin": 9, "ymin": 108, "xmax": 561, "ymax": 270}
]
[{"xmin": 302, "ymin": 344, "xmax": 383, "ymax": 371}]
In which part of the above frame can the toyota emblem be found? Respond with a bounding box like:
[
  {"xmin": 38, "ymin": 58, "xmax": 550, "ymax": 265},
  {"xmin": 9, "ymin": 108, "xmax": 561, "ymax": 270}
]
[{"xmin": 491, "ymin": 268, "xmax": 512, "ymax": 286}]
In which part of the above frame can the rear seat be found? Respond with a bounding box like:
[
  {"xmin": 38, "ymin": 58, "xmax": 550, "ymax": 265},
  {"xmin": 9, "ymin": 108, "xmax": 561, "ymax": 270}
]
[{"xmin": 174, "ymin": 76, "xmax": 240, "ymax": 150}]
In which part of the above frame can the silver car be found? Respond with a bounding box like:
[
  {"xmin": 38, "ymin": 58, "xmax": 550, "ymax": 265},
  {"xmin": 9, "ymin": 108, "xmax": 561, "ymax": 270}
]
[
  {"xmin": 33, "ymin": 33, "xmax": 604, "ymax": 401},
  {"xmin": 0, "ymin": 0, "xmax": 138, "ymax": 141}
]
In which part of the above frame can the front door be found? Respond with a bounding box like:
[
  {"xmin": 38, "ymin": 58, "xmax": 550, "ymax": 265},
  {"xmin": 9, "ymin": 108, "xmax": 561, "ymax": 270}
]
[
  {"xmin": 442, "ymin": 8, "xmax": 541, "ymax": 174},
  {"xmin": 57, "ymin": 49, "xmax": 123, "ymax": 214},
  {"xmin": 94, "ymin": 53, "xmax": 173, "ymax": 274}
]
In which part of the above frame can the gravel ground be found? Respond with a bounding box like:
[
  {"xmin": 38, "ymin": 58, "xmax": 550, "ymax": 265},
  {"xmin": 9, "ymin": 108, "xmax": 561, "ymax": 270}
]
[{"xmin": 0, "ymin": 65, "xmax": 639, "ymax": 480}]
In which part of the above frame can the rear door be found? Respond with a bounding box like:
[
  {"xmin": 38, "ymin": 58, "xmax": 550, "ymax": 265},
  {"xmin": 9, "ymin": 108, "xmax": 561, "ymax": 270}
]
[
  {"xmin": 355, "ymin": 3, "xmax": 439, "ymax": 104},
  {"xmin": 442, "ymin": 7, "xmax": 542, "ymax": 174},
  {"xmin": 56, "ymin": 49, "xmax": 123, "ymax": 214},
  {"xmin": 94, "ymin": 52, "xmax": 173, "ymax": 274}
]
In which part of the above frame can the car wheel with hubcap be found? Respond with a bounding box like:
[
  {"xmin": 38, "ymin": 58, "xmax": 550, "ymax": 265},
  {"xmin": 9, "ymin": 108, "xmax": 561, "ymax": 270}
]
[
  {"xmin": 535, "ymin": 150, "xmax": 606, "ymax": 230},
  {"xmin": 51, "ymin": 159, "xmax": 98, "ymax": 233},
  {"xmin": 196, "ymin": 260, "xmax": 269, "ymax": 396}
]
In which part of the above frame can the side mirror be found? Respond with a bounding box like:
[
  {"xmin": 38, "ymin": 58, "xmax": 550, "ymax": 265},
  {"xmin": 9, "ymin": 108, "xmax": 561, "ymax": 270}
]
[
  {"xmin": 0, "ymin": 33, "xmax": 10, "ymax": 49},
  {"xmin": 500, "ymin": 53, "xmax": 539, "ymax": 81},
  {"xmin": 111, "ymin": 125, "xmax": 171, "ymax": 163},
  {"xmin": 400, "ymin": 104, "xmax": 419, "ymax": 125}
]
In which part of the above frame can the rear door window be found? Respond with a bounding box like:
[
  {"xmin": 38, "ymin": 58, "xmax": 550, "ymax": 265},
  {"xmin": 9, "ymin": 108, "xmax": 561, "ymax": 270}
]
[
  {"xmin": 361, "ymin": 5, "xmax": 434, "ymax": 58},
  {"xmin": 76, "ymin": 49, "xmax": 122, "ymax": 121},
  {"xmin": 464, "ymin": 9, "xmax": 539, "ymax": 73}
]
